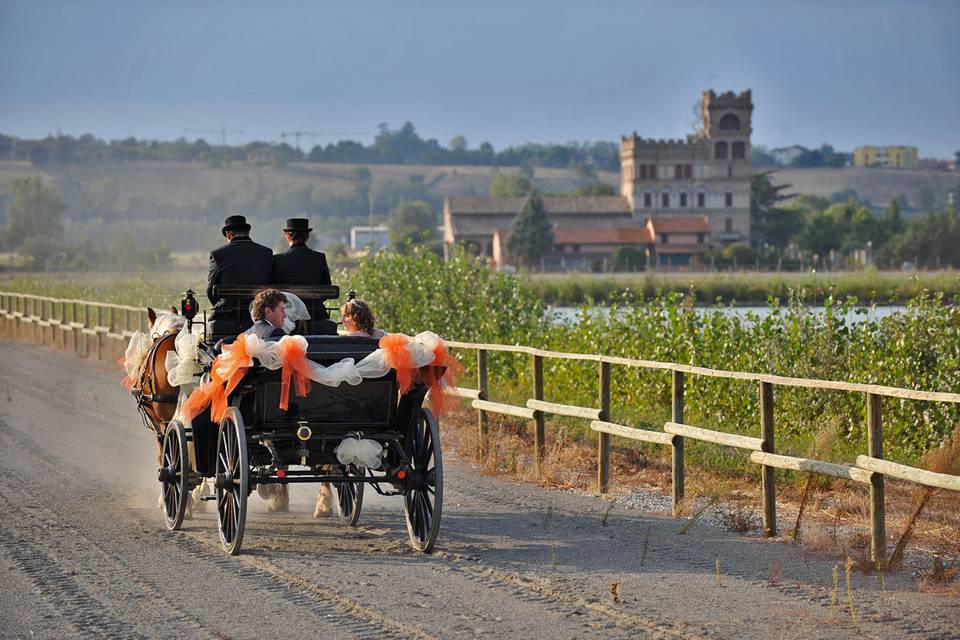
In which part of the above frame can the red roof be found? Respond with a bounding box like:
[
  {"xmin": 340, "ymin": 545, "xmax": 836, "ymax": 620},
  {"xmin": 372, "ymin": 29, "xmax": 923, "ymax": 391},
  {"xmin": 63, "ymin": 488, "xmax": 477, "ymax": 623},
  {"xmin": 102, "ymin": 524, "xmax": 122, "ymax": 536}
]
[
  {"xmin": 553, "ymin": 227, "xmax": 653, "ymax": 245},
  {"xmin": 648, "ymin": 216, "xmax": 711, "ymax": 234}
]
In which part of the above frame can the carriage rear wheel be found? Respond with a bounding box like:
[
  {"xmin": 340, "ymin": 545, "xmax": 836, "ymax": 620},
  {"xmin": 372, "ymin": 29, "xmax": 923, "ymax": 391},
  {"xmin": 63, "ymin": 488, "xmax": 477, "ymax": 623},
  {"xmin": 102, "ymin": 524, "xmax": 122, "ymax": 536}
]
[
  {"xmin": 215, "ymin": 407, "xmax": 248, "ymax": 555},
  {"xmin": 333, "ymin": 465, "xmax": 364, "ymax": 526},
  {"xmin": 403, "ymin": 408, "xmax": 443, "ymax": 552},
  {"xmin": 159, "ymin": 420, "xmax": 189, "ymax": 531}
]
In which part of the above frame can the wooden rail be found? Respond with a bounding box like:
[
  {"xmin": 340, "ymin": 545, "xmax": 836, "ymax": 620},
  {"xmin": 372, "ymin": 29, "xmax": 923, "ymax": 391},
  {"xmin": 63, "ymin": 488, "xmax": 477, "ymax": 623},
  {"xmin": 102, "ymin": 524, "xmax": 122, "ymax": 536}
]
[
  {"xmin": 441, "ymin": 337, "xmax": 960, "ymax": 566},
  {"xmin": 3, "ymin": 291, "xmax": 960, "ymax": 567}
]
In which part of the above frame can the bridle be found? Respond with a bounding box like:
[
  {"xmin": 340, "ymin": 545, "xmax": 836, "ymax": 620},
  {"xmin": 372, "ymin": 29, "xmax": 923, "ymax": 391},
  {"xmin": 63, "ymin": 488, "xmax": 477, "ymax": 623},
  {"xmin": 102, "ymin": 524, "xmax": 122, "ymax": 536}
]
[{"xmin": 132, "ymin": 329, "xmax": 181, "ymax": 437}]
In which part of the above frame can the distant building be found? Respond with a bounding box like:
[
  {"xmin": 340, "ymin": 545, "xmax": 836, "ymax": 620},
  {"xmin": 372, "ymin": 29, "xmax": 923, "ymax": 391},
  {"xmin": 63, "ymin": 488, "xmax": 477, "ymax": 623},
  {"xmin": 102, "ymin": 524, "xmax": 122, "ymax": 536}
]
[
  {"xmin": 853, "ymin": 145, "xmax": 918, "ymax": 169},
  {"xmin": 444, "ymin": 196, "xmax": 633, "ymax": 259},
  {"xmin": 770, "ymin": 145, "xmax": 807, "ymax": 166},
  {"xmin": 620, "ymin": 89, "xmax": 753, "ymax": 245},
  {"xmin": 486, "ymin": 215, "xmax": 710, "ymax": 270},
  {"xmin": 350, "ymin": 225, "xmax": 389, "ymax": 251},
  {"xmin": 443, "ymin": 89, "xmax": 753, "ymax": 268}
]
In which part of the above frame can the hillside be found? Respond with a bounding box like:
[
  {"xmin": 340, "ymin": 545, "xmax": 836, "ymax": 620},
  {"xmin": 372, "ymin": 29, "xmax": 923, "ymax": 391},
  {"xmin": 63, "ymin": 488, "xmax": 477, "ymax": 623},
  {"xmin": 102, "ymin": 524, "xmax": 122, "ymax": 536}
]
[
  {"xmin": 770, "ymin": 167, "xmax": 958, "ymax": 209},
  {"xmin": 0, "ymin": 160, "xmax": 618, "ymax": 214}
]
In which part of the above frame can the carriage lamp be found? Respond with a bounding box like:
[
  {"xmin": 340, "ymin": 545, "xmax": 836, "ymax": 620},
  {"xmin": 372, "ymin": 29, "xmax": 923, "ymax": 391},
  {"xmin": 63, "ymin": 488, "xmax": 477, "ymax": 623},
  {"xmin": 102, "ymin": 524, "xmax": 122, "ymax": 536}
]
[{"xmin": 181, "ymin": 289, "xmax": 198, "ymax": 322}]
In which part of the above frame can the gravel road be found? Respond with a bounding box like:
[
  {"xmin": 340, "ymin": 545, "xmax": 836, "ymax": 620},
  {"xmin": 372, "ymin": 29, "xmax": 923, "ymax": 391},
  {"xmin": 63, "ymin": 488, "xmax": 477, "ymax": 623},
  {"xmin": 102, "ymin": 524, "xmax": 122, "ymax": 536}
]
[{"xmin": 1, "ymin": 341, "xmax": 958, "ymax": 639}]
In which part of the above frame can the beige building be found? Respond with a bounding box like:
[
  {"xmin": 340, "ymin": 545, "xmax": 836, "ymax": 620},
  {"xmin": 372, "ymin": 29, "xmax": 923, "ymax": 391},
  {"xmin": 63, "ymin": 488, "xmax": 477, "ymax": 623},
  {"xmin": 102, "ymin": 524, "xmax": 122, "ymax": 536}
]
[
  {"xmin": 620, "ymin": 89, "xmax": 754, "ymax": 244},
  {"xmin": 853, "ymin": 145, "xmax": 918, "ymax": 169}
]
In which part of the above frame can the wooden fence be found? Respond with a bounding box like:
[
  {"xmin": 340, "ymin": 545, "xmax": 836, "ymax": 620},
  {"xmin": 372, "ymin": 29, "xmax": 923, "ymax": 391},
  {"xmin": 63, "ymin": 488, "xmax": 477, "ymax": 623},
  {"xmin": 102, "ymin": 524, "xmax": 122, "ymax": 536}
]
[
  {"xmin": 444, "ymin": 340, "xmax": 960, "ymax": 566},
  {"xmin": 0, "ymin": 291, "xmax": 146, "ymax": 363},
  {"xmin": 2, "ymin": 290, "xmax": 958, "ymax": 565}
]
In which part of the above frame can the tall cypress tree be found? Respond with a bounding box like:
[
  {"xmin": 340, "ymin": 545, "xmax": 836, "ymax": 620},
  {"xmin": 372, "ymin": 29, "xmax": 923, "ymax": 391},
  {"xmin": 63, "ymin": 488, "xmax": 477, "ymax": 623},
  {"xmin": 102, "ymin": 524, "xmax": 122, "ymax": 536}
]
[{"xmin": 505, "ymin": 192, "xmax": 554, "ymax": 268}]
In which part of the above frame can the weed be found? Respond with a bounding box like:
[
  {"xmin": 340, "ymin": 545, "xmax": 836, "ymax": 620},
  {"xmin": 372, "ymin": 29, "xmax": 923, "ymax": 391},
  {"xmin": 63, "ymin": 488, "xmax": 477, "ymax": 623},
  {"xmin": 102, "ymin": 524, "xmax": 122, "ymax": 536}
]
[
  {"xmin": 601, "ymin": 499, "xmax": 615, "ymax": 526},
  {"xmin": 542, "ymin": 504, "xmax": 553, "ymax": 531},
  {"xmin": 844, "ymin": 557, "xmax": 859, "ymax": 628},
  {"xmin": 610, "ymin": 581, "xmax": 620, "ymax": 603},
  {"xmin": 639, "ymin": 526, "xmax": 652, "ymax": 567},
  {"xmin": 677, "ymin": 496, "xmax": 719, "ymax": 535},
  {"xmin": 829, "ymin": 564, "xmax": 839, "ymax": 623},
  {"xmin": 715, "ymin": 559, "xmax": 721, "ymax": 586},
  {"xmin": 769, "ymin": 560, "xmax": 783, "ymax": 586}
]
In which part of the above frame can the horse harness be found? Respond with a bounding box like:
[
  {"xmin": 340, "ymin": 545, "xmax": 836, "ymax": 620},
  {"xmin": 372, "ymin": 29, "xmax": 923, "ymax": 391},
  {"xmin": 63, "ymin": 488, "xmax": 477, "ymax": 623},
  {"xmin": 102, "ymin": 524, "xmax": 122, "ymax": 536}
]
[{"xmin": 132, "ymin": 330, "xmax": 180, "ymax": 436}]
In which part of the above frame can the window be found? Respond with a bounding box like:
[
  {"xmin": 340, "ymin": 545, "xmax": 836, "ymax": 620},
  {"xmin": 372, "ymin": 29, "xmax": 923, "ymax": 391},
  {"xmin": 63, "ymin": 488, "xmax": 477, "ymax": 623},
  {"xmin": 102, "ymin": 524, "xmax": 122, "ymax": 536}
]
[
  {"xmin": 572, "ymin": 244, "xmax": 581, "ymax": 252},
  {"xmin": 725, "ymin": 192, "xmax": 733, "ymax": 207},
  {"xmin": 556, "ymin": 244, "xmax": 564, "ymax": 252},
  {"xmin": 647, "ymin": 164, "xmax": 657, "ymax": 179},
  {"xmin": 732, "ymin": 141, "xmax": 746, "ymax": 159},
  {"xmin": 679, "ymin": 192, "xmax": 688, "ymax": 207},
  {"xmin": 643, "ymin": 192, "xmax": 652, "ymax": 207},
  {"xmin": 684, "ymin": 164, "xmax": 692, "ymax": 179},
  {"xmin": 719, "ymin": 114, "xmax": 741, "ymax": 130},
  {"xmin": 661, "ymin": 192, "xmax": 670, "ymax": 208},
  {"xmin": 725, "ymin": 217, "xmax": 733, "ymax": 232},
  {"xmin": 715, "ymin": 141, "xmax": 728, "ymax": 159},
  {"xmin": 697, "ymin": 192, "xmax": 705, "ymax": 207},
  {"xmin": 675, "ymin": 164, "xmax": 683, "ymax": 179},
  {"xmin": 640, "ymin": 164, "xmax": 647, "ymax": 179},
  {"xmin": 661, "ymin": 233, "xmax": 669, "ymax": 244},
  {"xmin": 697, "ymin": 233, "xmax": 705, "ymax": 243},
  {"xmin": 727, "ymin": 165, "xmax": 733, "ymax": 177}
]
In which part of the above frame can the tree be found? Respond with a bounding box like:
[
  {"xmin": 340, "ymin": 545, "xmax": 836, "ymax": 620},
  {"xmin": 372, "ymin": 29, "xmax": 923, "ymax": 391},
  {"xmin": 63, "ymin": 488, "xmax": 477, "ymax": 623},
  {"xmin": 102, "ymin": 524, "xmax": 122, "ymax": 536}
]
[
  {"xmin": 387, "ymin": 200, "xmax": 436, "ymax": 251},
  {"xmin": 883, "ymin": 198, "xmax": 904, "ymax": 235},
  {"xmin": 449, "ymin": 135, "xmax": 467, "ymax": 153},
  {"xmin": 3, "ymin": 177, "xmax": 65, "ymax": 250},
  {"xmin": 489, "ymin": 172, "xmax": 534, "ymax": 197},
  {"xmin": 610, "ymin": 245, "xmax": 646, "ymax": 271},
  {"xmin": 574, "ymin": 182, "xmax": 616, "ymax": 196},
  {"xmin": 750, "ymin": 172, "xmax": 797, "ymax": 248},
  {"xmin": 505, "ymin": 193, "xmax": 554, "ymax": 268}
]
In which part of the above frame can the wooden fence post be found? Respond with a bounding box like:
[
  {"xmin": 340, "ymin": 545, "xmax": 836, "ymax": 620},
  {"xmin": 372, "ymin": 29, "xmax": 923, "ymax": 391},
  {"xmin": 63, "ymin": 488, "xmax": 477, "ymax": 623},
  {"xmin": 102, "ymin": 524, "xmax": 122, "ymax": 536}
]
[
  {"xmin": 597, "ymin": 361, "xmax": 611, "ymax": 494},
  {"xmin": 672, "ymin": 369, "xmax": 685, "ymax": 516},
  {"xmin": 760, "ymin": 381, "xmax": 776, "ymax": 537},
  {"xmin": 532, "ymin": 354, "xmax": 545, "ymax": 478},
  {"xmin": 477, "ymin": 349, "xmax": 488, "ymax": 460},
  {"xmin": 867, "ymin": 392, "xmax": 886, "ymax": 565}
]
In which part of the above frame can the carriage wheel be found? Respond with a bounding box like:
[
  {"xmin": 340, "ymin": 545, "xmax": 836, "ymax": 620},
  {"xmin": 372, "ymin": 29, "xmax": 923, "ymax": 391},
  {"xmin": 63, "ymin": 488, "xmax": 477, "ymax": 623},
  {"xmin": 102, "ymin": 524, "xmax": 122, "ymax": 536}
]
[
  {"xmin": 159, "ymin": 420, "xmax": 189, "ymax": 531},
  {"xmin": 333, "ymin": 465, "xmax": 364, "ymax": 526},
  {"xmin": 403, "ymin": 408, "xmax": 443, "ymax": 552},
  {"xmin": 215, "ymin": 407, "xmax": 248, "ymax": 555}
]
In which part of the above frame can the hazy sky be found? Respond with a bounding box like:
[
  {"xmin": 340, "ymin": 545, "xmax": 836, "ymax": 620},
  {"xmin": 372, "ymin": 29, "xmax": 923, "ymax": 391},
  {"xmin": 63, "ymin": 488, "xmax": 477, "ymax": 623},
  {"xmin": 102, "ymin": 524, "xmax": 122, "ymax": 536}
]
[{"xmin": 1, "ymin": 0, "xmax": 957, "ymax": 157}]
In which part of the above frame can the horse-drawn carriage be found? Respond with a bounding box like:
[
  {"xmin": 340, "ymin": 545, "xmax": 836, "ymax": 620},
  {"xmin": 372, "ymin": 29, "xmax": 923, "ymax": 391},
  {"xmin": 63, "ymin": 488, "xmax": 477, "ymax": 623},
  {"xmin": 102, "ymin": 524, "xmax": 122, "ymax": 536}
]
[{"xmin": 136, "ymin": 285, "xmax": 445, "ymax": 555}]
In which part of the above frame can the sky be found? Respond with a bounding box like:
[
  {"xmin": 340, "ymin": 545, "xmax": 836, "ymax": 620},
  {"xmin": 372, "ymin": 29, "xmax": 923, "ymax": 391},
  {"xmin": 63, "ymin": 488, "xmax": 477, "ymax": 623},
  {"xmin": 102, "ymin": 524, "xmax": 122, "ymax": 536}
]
[{"xmin": 1, "ymin": 0, "xmax": 957, "ymax": 157}]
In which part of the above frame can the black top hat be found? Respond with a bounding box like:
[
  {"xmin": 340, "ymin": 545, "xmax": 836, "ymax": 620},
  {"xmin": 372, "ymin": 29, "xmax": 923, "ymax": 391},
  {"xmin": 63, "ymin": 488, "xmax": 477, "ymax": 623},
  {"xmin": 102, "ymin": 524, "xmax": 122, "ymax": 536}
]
[
  {"xmin": 221, "ymin": 215, "xmax": 251, "ymax": 237},
  {"xmin": 283, "ymin": 218, "xmax": 312, "ymax": 233}
]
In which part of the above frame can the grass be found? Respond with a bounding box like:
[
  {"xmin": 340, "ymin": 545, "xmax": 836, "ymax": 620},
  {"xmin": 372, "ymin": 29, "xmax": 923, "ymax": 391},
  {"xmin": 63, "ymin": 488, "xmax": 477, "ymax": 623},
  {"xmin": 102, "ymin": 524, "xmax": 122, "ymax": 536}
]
[{"xmin": 525, "ymin": 269, "xmax": 960, "ymax": 305}]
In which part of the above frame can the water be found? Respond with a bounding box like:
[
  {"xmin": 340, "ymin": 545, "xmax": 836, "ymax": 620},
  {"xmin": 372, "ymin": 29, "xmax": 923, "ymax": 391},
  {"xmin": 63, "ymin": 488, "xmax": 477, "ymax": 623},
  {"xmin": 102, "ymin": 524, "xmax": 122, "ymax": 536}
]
[{"xmin": 548, "ymin": 304, "xmax": 908, "ymax": 325}]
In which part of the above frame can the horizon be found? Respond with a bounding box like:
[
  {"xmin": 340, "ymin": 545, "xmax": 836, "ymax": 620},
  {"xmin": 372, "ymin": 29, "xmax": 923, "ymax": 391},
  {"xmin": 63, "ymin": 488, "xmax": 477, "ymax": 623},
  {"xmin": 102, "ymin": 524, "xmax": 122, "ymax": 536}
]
[{"xmin": 1, "ymin": 1, "xmax": 958, "ymax": 158}]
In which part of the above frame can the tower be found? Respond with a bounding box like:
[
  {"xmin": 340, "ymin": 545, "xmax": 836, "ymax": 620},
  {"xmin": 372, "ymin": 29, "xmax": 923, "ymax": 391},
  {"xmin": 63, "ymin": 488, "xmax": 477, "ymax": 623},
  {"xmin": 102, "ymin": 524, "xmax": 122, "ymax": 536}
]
[{"xmin": 702, "ymin": 89, "xmax": 753, "ymax": 174}]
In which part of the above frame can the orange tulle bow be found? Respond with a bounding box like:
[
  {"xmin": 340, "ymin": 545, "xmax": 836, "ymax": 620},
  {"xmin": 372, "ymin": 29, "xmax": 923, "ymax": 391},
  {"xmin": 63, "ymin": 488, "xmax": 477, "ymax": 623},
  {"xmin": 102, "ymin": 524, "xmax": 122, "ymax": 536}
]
[
  {"xmin": 182, "ymin": 336, "xmax": 252, "ymax": 423},
  {"xmin": 379, "ymin": 333, "xmax": 418, "ymax": 395},
  {"xmin": 277, "ymin": 338, "xmax": 312, "ymax": 411},
  {"xmin": 118, "ymin": 356, "xmax": 135, "ymax": 391},
  {"xmin": 425, "ymin": 338, "xmax": 464, "ymax": 416},
  {"xmin": 378, "ymin": 333, "xmax": 463, "ymax": 416}
]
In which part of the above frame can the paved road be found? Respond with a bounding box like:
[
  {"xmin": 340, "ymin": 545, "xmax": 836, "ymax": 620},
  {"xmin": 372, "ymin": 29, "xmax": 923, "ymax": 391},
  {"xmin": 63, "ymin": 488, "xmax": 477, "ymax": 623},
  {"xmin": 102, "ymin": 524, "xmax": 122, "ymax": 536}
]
[{"xmin": 1, "ymin": 341, "xmax": 958, "ymax": 639}]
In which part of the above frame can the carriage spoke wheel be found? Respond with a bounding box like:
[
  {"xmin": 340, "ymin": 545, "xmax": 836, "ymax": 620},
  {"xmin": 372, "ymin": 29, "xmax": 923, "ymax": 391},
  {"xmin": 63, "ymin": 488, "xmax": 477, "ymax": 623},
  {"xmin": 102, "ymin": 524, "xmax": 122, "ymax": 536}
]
[
  {"xmin": 333, "ymin": 465, "xmax": 364, "ymax": 526},
  {"xmin": 403, "ymin": 408, "xmax": 443, "ymax": 552},
  {"xmin": 159, "ymin": 420, "xmax": 189, "ymax": 531},
  {"xmin": 215, "ymin": 407, "xmax": 248, "ymax": 555}
]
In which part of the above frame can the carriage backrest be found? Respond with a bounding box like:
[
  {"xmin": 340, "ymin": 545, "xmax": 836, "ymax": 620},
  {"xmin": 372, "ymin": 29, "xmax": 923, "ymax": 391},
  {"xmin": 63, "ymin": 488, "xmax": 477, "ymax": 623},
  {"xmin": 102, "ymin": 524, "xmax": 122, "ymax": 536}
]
[{"xmin": 208, "ymin": 284, "xmax": 341, "ymax": 340}]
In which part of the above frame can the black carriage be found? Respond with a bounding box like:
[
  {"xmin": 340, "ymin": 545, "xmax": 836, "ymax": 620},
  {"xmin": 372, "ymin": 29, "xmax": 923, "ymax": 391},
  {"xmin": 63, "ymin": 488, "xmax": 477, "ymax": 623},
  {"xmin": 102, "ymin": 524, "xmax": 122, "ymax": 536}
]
[{"xmin": 157, "ymin": 286, "xmax": 443, "ymax": 555}]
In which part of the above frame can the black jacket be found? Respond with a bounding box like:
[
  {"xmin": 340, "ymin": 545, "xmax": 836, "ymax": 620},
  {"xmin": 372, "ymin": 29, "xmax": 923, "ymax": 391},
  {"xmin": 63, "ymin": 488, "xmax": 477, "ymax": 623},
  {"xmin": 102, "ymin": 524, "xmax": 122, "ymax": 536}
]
[
  {"xmin": 272, "ymin": 243, "xmax": 331, "ymax": 287},
  {"xmin": 206, "ymin": 237, "xmax": 273, "ymax": 319}
]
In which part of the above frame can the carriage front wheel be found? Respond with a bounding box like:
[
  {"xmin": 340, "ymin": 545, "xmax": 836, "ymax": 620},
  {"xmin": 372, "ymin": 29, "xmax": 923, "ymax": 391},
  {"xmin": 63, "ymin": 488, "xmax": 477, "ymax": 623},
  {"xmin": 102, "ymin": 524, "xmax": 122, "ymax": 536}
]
[
  {"xmin": 159, "ymin": 420, "xmax": 189, "ymax": 531},
  {"xmin": 215, "ymin": 407, "xmax": 248, "ymax": 555},
  {"xmin": 403, "ymin": 408, "xmax": 443, "ymax": 552}
]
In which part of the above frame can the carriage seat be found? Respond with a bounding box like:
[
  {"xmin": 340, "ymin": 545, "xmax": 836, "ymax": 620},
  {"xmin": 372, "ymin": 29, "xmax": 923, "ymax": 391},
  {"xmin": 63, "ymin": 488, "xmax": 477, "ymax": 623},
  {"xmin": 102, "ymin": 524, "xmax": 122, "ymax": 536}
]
[{"xmin": 208, "ymin": 284, "xmax": 341, "ymax": 341}]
